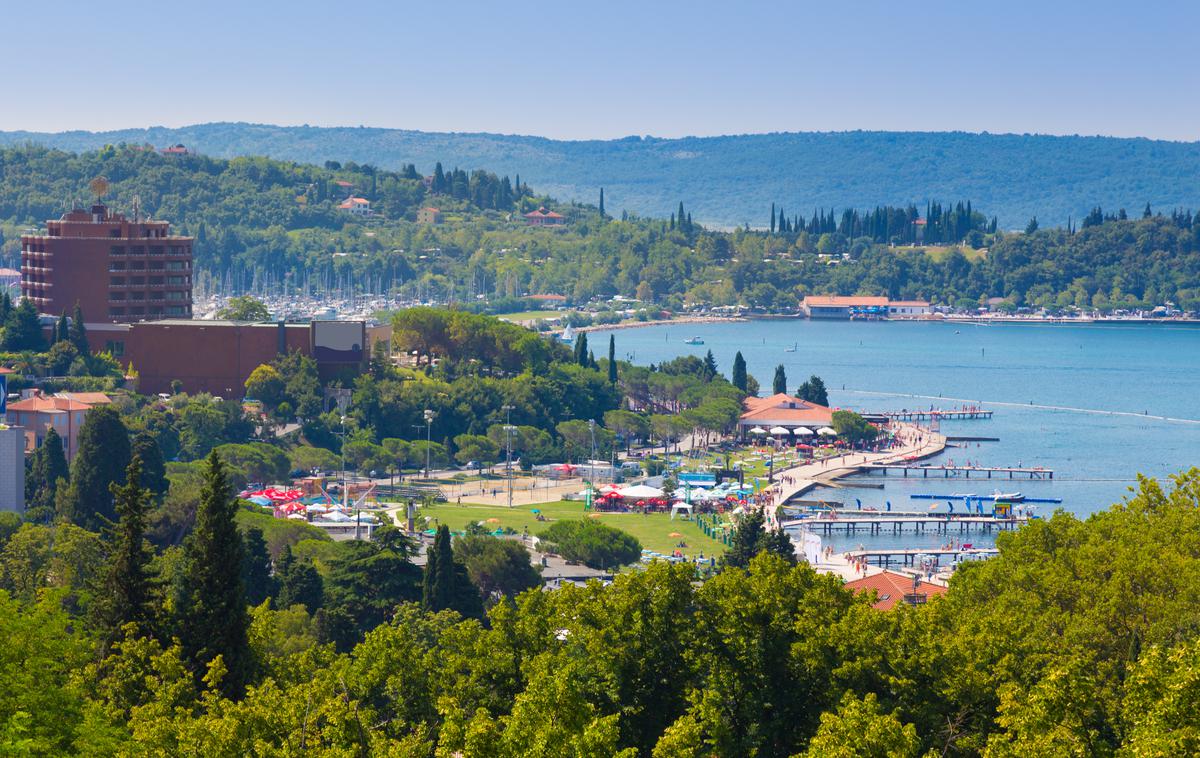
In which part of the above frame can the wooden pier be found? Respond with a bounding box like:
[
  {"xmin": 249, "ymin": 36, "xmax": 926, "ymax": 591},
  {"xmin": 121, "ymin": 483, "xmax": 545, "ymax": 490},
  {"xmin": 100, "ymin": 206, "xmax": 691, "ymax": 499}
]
[
  {"xmin": 846, "ymin": 547, "xmax": 1000, "ymax": 568},
  {"xmin": 859, "ymin": 463, "xmax": 1053, "ymax": 479},
  {"xmin": 875, "ymin": 409, "xmax": 993, "ymax": 421},
  {"xmin": 782, "ymin": 513, "xmax": 1027, "ymax": 536}
]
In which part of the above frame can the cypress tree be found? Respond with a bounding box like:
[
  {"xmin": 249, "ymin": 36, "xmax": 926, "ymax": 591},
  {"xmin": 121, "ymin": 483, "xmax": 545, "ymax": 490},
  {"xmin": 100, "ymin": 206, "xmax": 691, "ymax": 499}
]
[
  {"xmin": 599, "ymin": 188, "xmax": 606, "ymax": 219},
  {"xmin": 175, "ymin": 451, "xmax": 251, "ymax": 699},
  {"xmin": 131, "ymin": 432, "xmax": 168, "ymax": 498},
  {"xmin": 91, "ymin": 456, "xmax": 155, "ymax": 649},
  {"xmin": 607, "ymin": 335, "xmax": 618, "ymax": 384},
  {"xmin": 732, "ymin": 351, "xmax": 748, "ymax": 393},
  {"xmin": 55, "ymin": 313, "xmax": 69, "ymax": 345},
  {"xmin": 770, "ymin": 203, "xmax": 776, "ymax": 234},
  {"xmin": 1144, "ymin": 203, "xmax": 1153, "ymax": 218},
  {"xmin": 423, "ymin": 525, "xmax": 456, "ymax": 611},
  {"xmin": 240, "ymin": 527, "xmax": 276, "ymax": 607},
  {"xmin": 69, "ymin": 302, "xmax": 88, "ymax": 353},
  {"xmin": 574, "ymin": 333, "xmax": 589, "ymax": 367},
  {"xmin": 772, "ymin": 364, "xmax": 787, "ymax": 395},
  {"xmin": 0, "ymin": 291, "xmax": 11, "ymax": 323},
  {"xmin": 59, "ymin": 406, "xmax": 131, "ymax": 531},
  {"xmin": 27, "ymin": 427, "xmax": 69, "ymax": 522},
  {"xmin": 276, "ymin": 544, "xmax": 323, "ymax": 612}
]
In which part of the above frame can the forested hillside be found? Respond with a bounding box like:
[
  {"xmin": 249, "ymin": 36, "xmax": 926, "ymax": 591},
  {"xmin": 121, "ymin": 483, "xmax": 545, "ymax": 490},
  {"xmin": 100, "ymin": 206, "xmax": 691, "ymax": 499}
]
[
  {"xmin": 2, "ymin": 145, "xmax": 1199, "ymax": 311},
  {"xmin": 3, "ymin": 122, "xmax": 1199, "ymax": 227}
]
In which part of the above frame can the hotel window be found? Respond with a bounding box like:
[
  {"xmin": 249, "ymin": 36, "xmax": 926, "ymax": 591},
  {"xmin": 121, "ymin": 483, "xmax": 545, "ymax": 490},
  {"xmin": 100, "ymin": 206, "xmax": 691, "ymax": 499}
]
[
  {"xmin": 131, "ymin": 306, "xmax": 144, "ymax": 315},
  {"xmin": 105, "ymin": 340, "xmax": 125, "ymax": 357},
  {"xmin": 130, "ymin": 246, "xmax": 144, "ymax": 255},
  {"xmin": 109, "ymin": 307, "xmax": 126, "ymax": 316},
  {"xmin": 110, "ymin": 277, "xmax": 125, "ymax": 285},
  {"xmin": 149, "ymin": 246, "xmax": 164, "ymax": 256},
  {"xmin": 110, "ymin": 246, "xmax": 125, "ymax": 255},
  {"xmin": 167, "ymin": 275, "xmax": 185, "ymax": 285}
]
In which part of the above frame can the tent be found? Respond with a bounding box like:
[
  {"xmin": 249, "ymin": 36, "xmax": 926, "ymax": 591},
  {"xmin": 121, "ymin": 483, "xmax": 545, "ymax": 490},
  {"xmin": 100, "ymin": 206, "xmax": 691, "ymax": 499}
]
[
  {"xmin": 818, "ymin": 427, "xmax": 838, "ymax": 436},
  {"xmin": 618, "ymin": 484, "xmax": 665, "ymax": 499},
  {"xmin": 769, "ymin": 426, "xmax": 791, "ymax": 435}
]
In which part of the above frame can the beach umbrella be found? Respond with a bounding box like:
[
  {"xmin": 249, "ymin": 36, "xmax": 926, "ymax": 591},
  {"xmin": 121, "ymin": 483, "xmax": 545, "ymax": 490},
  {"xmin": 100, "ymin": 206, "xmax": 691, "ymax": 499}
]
[
  {"xmin": 818, "ymin": 427, "xmax": 838, "ymax": 436},
  {"xmin": 749, "ymin": 426, "xmax": 767, "ymax": 435},
  {"xmin": 793, "ymin": 427, "xmax": 814, "ymax": 436},
  {"xmin": 769, "ymin": 426, "xmax": 790, "ymax": 436}
]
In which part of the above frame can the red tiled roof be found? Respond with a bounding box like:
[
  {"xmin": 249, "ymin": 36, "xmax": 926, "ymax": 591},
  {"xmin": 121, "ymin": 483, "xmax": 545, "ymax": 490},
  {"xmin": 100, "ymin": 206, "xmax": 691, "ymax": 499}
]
[
  {"xmin": 740, "ymin": 393, "xmax": 833, "ymax": 425},
  {"xmin": 7, "ymin": 396, "xmax": 94, "ymax": 413},
  {"xmin": 844, "ymin": 570, "xmax": 948, "ymax": 610},
  {"xmin": 333, "ymin": 180, "xmax": 354, "ymax": 187},
  {"xmin": 56, "ymin": 392, "xmax": 113, "ymax": 405},
  {"xmin": 338, "ymin": 197, "xmax": 370, "ymax": 208},
  {"xmin": 524, "ymin": 207, "xmax": 564, "ymax": 219}
]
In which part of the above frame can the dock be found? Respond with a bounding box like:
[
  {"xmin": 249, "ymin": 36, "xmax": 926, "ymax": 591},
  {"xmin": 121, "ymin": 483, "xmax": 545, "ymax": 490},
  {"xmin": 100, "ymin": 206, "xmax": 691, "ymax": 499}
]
[
  {"xmin": 845, "ymin": 547, "xmax": 1000, "ymax": 568},
  {"xmin": 874, "ymin": 408, "xmax": 993, "ymax": 421},
  {"xmin": 782, "ymin": 513, "xmax": 1027, "ymax": 535},
  {"xmin": 859, "ymin": 463, "xmax": 1053, "ymax": 479}
]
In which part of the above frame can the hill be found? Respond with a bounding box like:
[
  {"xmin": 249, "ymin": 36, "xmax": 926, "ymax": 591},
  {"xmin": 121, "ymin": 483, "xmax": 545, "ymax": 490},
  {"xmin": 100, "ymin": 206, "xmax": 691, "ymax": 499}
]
[{"xmin": 2, "ymin": 123, "xmax": 1199, "ymax": 227}]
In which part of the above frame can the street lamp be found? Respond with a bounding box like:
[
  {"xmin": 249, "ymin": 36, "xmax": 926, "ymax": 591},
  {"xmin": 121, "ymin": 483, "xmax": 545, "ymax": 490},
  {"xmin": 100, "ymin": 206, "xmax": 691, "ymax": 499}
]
[
  {"xmin": 423, "ymin": 409, "xmax": 436, "ymax": 478},
  {"xmin": 502, "ymin": 405, "xmax": 515, "ymax": 508}
]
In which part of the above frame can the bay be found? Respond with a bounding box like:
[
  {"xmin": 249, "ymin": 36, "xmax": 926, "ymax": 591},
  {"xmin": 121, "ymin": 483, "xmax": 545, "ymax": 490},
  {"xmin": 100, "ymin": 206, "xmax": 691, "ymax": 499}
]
[{"xmin": 591, "ymin": 318, "xmax": 1200, "ymax": 551}]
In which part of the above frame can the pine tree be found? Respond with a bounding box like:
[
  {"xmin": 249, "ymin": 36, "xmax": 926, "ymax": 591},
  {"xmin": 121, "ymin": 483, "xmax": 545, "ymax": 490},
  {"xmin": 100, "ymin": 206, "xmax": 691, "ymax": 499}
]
[
  {"xmin": 3, "ymin": 298, "xmax": 45, "ymax": 352},
  {"xmin": 240, "ymin": 527, "xmax": 276, "ymax": 607},
  {"xmin": 770, "ymin": 203, "xmax": 776, "ymax": 234},
  {"xmin": 1144, "ymin": 203, "xmax": 1153, "ymax": 218},
  {"xmin": 54, "ymin": 313, "xmax": 69, "ymax": 345},
  {"xmin": 69, "ymin": 302, "xmax": 88, "ymax": 353},
  {"xmin": 91, "ymin": 456, "xmax": 155, "ymax": 649},
  {"xmin": 703, "ymin": 350, "xmax": 718, "ymax": 381},
  {"xmin": 26, "ymin": 427, "xmax": 69, "ymax": 522},
  {"xmin": 0, "ymin": 291, "xmax": 11, "ymax": 323},
  {"xmin": 59, "ymin": 406, "xmax": 131, "ymax": 530},
  {"xmin": 599, "ymin": 188, "xmax": 606, "ymax": 219},
  {"xmin": 131, "ymin": 432, "xmax": 168, "ymax": 498},
  {"xmin": 772, "ymin": 364, "xmax": 788, "ymax": 395},
  {"xmin": 723, "ymin": 509, "xmax": 765, "ymax": 569},
  {"xmin": 423, "ymin": 525, "xmax": 456, "ymax": 611},
  {"xmin": 175, "ymin": 451, "xmax": 251, "ymax": 699},
  {"xmin": 732, "ymin": 351, "xmax": 748, "ymax": 393},
  {"xmin": 608, "ymin": 335, "xmax": 618, "ymax": 384},
  {"xmin": 762, "ymin": 527, "xmax": 797, "ymax": 564},
  {"xmin": 276, "ymin": 544, "xmax": 323, "ymax": 612}
]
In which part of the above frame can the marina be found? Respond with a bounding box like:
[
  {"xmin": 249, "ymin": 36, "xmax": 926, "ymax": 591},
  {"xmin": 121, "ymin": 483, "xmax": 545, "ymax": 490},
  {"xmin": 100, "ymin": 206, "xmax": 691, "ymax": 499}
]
[
  {"xmin": 845, "ymin": 547, "xmax": 1001, "ymax": 568},
  {"xmin": 873, "ymin": 408, "xmax": 994, "ymax": 421},
  {"xmin": 859, "ymin": 463, "xmax": 1053, "ymax": 479},
  {"xmin": 783, "ymin": 512, "xmax": 1027, "ymax": 535}
]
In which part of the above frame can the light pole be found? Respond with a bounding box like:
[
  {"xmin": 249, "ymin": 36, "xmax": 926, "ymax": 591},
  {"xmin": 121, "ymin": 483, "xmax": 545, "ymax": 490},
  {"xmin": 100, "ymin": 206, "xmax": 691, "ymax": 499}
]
[
  {"xmin": 423, "ymin": 409, "xmax": 436, "ymax": 478},
  {"xmin": 502, "ymin": 405, "xmax": 515, "ymax": 508}
]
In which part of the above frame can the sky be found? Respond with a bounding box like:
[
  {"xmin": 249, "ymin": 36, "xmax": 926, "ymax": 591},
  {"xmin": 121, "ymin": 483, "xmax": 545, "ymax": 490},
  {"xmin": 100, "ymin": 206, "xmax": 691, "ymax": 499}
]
[{"xmin": 5, "ymin": 0, "xmax": 1199, "ymax": 141}]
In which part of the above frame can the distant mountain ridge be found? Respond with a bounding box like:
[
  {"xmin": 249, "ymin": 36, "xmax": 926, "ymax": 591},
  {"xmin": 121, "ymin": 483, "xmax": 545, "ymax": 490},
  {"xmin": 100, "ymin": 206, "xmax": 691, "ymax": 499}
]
[{"xmin": 2, "ymin": 122, "xmax": 1198, "ymax": 228}]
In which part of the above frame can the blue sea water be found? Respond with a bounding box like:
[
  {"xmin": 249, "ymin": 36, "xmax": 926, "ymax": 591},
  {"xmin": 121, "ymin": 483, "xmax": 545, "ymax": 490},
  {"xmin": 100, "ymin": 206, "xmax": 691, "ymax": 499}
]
[{"xmin": 592, "ymin": 318, "xmax": 1200, "ymax": 551}]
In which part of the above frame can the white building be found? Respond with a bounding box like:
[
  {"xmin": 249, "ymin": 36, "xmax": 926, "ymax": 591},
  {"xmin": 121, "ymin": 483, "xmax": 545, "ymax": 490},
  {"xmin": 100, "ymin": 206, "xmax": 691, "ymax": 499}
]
[
  {"xmin": 337, "ymin": 197, "xmax": 372, "ymax": 217},
  {"xmin": 887, "ymin": 300, "xmax": 932, "ymax": 317},
  {"xmin": 0, "ymin": 425, "xmax": 25, "ymax": 513}
]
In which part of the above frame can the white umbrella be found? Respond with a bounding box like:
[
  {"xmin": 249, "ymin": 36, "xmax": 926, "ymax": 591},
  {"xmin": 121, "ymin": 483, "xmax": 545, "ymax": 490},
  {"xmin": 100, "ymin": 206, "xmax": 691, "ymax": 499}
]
[
  {"xmin": 793, "ymin": 426, "xmax": 814, "ymax": 436},
  {"xmin": 749, "ymin": 426, "xmax": 767, "ymax": 435},
  {"xmin": 618, "ymin": 484, "xmax": 665, "ymax": 499},
  {"xmin": 818, "ymin": 427, "xmax": 838, "ymax": 436},
  {"xmin": 769, "ymin": 426, "xmax": 790, "ymax": 435}
]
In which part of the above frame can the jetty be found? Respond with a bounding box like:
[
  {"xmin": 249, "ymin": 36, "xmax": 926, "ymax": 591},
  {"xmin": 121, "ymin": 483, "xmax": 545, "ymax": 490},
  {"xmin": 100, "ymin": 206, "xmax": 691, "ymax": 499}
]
[
  {"xmin": 859, "ymin": 463, "xmax": 1053, "ymax": 479},
  {"xmin": 782, "ymin": 513, "xmax": 1026, "ymax": 536},
  {"xmin": 845, "ymin": 547, "xmax": 999, "ymax": 568},
  {"xmin": 873, "ymin": 408, "xmax": 993, "ymax": 421}
]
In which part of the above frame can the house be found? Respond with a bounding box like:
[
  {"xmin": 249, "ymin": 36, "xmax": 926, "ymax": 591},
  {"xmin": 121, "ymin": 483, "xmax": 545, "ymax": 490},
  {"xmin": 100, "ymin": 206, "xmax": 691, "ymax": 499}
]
[
  {"xmin": 159, "ymin": 144, "xmax": 189, "ymax": 156},
  {"xmin": 887, "ymin": 300, "xmax": 932, "ymax": 317},
  {"xmin": 5, "ymin": 391, "xmax": 109, "ymax": 460},
  {"xmin": 417, "ymin": 207, "xmax": 442, "ymax": 224},
  {"xmin": 801, "ymin": 296, "xmax": 890, "ymax": 319},
  {"xmin": 738, "ymin": 393, "xmax": 833, "ymax": 438},
  {"xmin": 523, "ymin": 207, "xmax": 566, "ymax": 226},
  {"xmin": 527, "ymin": 294, "xmax": 567, "ymax": 304},
  {"xmin": 338, "ymin": 197, "xmax": 372, "ymax": 217},
  {"xmin": 843, "ymin": 570, "xmax": 948, "ymax": 610}
]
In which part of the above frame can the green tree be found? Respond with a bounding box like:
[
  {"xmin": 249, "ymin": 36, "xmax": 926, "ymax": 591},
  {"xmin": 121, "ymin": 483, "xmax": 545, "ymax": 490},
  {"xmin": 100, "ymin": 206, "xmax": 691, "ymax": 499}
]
[
  {"xmin": 608, "ymin": 334, "xmax": 618, "ymax": 384},
  {"xmin": 243, "ymin": 364, "xmax": 285, "ymax": 410},
  {"xmin": 422, "ymin": 525, "xmax": 482, "ymax": 618},
  {"xmin": 240, "ymin": 526, "xmax": 276, "ymax": 607},
  {"xmin": 69, "ymin": 302, "xmax": 88, "ymax": 354},
  {"xmin": 772, "ymin": 364, "xmax": 788, "ymax": 395},
  {"xmin": 574, "ymin": 332, "xmax": 590, "ymax": 368},
  {"xmin": 732, "ymin": 351, "xmax": 748, "ymax": 393},
  {"xmin": 59, "ymin": 406, "xmax": 131, "ymax": 531},
  {"xmin": 131, "ymin": 432, "xmax": 168, "ymax": 498},
  {"xmin": 3, "ymin": 297, "xmax": 45, "ymax": 352},
  {"xmin": 831, "ymin": 410, "xmax": 878, "ymax": 445},
  {"xmin": 537, "ymin": 519, "xmax": 642, "ymax": 570},
  {"xmin": 174, "ymin": 451, "xmax": 251, "ymax": 698},
  {"xmin": 275, "ymin": 544, "xmax": 323, "ymax": 613},
  {"xmin": 801, "ymin": 692, "xmax": 920, "ymax": 758},
  {"xmin": 216, "ymin": 295, "xmax": 270, "ymax": 321},
  {"xmin": 454, "ymin": 534, "xmax": 542, "ymax": 601},
  {"xmin": 702, "ymin": 350, "xmax": 718, "ymax": 381},
  {"xmin": 90, "ymin": 456, "xmax": 156, "ymax": 650},
  {"xmin": 453, "ymin": 433, "xmax": 500, "ymax": 473},
  {"xmin": 797, "ymin": 375, "xmax": 829, "ymax": 406},
  {"xmin": 26, "ymin": 427, "xmax": 69, "ymax": 522}
]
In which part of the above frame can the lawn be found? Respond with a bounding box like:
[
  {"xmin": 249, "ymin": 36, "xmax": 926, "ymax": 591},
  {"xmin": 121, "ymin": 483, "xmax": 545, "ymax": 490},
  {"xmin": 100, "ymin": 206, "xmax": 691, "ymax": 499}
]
[
  {"xmin": 496, "ymin": 310, "xmax": 566, "ymax": 322},
  {"xmin": 413, "ymin": 499, "xmax": 729, "ymax": 558}
]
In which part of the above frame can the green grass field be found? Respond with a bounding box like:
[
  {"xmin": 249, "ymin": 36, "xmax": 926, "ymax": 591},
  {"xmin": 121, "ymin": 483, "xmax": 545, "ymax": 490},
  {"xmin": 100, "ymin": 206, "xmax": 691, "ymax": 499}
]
[
  {"xmin": 496, "ymin": 310, "xmax": 566, "ymax": 322},
  {"xmin": 414, "ymin": 499, "xmax": 729, "ymax": 558}
]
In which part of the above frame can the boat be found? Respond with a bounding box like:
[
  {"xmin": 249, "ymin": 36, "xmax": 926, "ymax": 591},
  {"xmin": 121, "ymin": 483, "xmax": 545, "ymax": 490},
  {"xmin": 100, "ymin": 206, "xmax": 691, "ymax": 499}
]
[
  {"xmin": 991, "ymin": 490, "xmax": 1025, "ymax": 502},
  {"xmin": 560, "ymin": 325, "xmax": 576, "ymax": 343},
  {"xmin": 683, "ymin": 336, "xmax": 704, "ymax": 345},
  {"xmin": 785, "ymin": 342, "xmax": 797, "ymax": 352}
]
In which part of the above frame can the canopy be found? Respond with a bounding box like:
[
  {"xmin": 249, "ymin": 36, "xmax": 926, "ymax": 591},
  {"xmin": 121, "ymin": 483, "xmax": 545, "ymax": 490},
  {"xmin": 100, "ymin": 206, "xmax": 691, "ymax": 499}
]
[
  {"xmin": 792, "ymin": 427, "xmax": 814, "ymax": 436},
  {"xmin": 769, "ymin": 426, "xmax": 790, "ymax": 435},
  {"xmin": 618, "ymin": 484, "xmax": 664, "ymax": 499},
  {"xmin": 749, "ymin": 426, "xmax": 767, "ymax": 435},
  {"xmin": 817, "ymin": 427, "xmax": 838, "ymax": 436}
]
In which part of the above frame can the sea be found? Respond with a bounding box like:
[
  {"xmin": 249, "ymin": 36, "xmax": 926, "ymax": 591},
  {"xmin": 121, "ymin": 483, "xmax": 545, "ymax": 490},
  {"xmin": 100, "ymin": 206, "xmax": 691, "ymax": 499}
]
[{"xmin": 591, "ymin": 318, "xmax": 1200, "ymax": 552}]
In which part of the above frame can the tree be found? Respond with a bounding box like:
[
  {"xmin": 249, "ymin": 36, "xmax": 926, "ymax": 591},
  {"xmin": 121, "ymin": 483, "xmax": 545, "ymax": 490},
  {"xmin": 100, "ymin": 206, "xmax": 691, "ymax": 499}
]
[
  {"xmin": 3, "ymin": 297, "xmax": 45, "ymax": 352},
  {"xmin": 453, "ymin": 433, "xmax": 500, "ymax": 473},
  {"xmin": 1025, "ymin": 216, "xmax": 1039, "ymax": 234},
  {"xmin": 216, "ymin": 295, "xmax": 270, "ymax": 321},
  {"xmin": 240, "ymin": 527, "xmax": 276, "ymax": 607},
  {"xmin": 422, "ymin": 525, "xmax": 482, "ymax": 618},
  {"xmin": 69, "ymin": 302, "xmax": 88, "ymax": 354},
  {"xmin": 59, "ymin": 406, "xmax": 131, "ymax": 531},
  {"xmin": 131, "ymin": 432, "xmax": 168, "ymax": 498},
  {"xmin": 90, "ymin": 455, "xmax": 156, "ymax": 650},
  {"xmin": 174, "ymin": 451, "xmax": 251, "ymax": 698},
  {"xmin": 244, "ymin": 364, "xmax": 285, "ymax": 410},
  {"xmin": 54, "ymin": 312, "xmax": 69, "ymax": 345},
  {"xmin": 732, "ymin": 351, "xmax": 748, "ymax": 393},
  {"xmin": 702, "ymin": 350, "xmax": 718, "ymax": 381},
  {"xmin": 275, "ymin": 544, "xmax": 322, "ymax": 613},
  {"xmin": 801, "ymin": 692, "xmax": 920, "ymax": 758},
  {"xmin": 608, "ymin": 334, "xmax": 618, "ymax": 384},
  {"xmin": 454, "ymin": 534, "xmax": 542, "ymax": 601},
  {"xmin": 537, "ymin": 519, "xmax": 641, "ymax": 570},
  {"xmin": 723, "ymin": 509, "xmax": 795, "ymax": 569},
  {"xmin": 772, "ymin": 364, "xmax": 788, "ymax": 395},
  {"xmin": 599, "ymin": 187, "xmax": 605, "ymax": 219},
  {"xmin": 831, "ymin": 410, "xmax": 878, "ymax": 445},
  {"xmin": 796, "ymin": 375, "xmax": 829, "ymax": 406},
  {"xmin": 574, "ymin": 332, "xmax": 590, "ymax": 368},
  {"xmin": 26, "ymin": 427, "xmax": 69, "ymax": 522}
]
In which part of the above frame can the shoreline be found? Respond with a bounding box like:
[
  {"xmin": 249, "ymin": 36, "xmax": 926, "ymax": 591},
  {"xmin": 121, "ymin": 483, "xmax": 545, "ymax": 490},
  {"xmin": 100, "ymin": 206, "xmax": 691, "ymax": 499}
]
[{"xmin": 577, "ymin": 313, "xmax": 1200, "ymax": 334}]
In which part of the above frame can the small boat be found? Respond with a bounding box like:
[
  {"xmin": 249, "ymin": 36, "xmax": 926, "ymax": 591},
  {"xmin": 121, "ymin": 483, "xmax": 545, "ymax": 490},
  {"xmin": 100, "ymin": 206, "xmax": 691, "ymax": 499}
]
[
  {"xmin": 991, "ymin": 490, "xmax": 1025, "ymax": 502},
  {"xmin": 785, "ymin": 342, "xmax": 797, "ymax": 352},
  {"xmin": 683, "ymin": 336, "xmax": 704, "ymax": 345},
  {"xmin": 560, "ymin": 325, "xmax": 576, "ymax": 342}
]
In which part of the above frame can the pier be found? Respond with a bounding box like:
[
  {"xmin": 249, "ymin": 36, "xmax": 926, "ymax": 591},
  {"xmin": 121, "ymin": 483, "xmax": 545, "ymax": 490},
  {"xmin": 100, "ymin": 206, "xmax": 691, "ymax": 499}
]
[
  {"xmin": 874, "ymin": 408, "xmax": 993, "ymax": 421},
  {"xmin": 859, "ymin": 463, "xmax": 1053, "ymax": 479},
  {"xmin": 845, "ymin": 547, "xmax": 1000, "ymax": 568},
  {"xmin": 783, "ymin": 512, "xmax": 1026, "ymax": 536}
]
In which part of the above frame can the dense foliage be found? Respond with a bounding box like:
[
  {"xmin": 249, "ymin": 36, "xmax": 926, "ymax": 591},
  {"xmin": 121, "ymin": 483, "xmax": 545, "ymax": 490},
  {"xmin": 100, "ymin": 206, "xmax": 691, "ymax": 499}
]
[
  {"xmin": 5, "ymin": 122, "xmax": 1200, "ymax": 227},
  {"xmin": 4, "ymin": 472, "xmax": 1200, "ymax": 755}
]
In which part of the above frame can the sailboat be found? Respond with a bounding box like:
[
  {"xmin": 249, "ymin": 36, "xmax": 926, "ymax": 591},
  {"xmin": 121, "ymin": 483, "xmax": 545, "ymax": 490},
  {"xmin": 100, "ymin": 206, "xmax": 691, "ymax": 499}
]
[
  {"xmin": 785, "ymin": 342, "xmax": 797, "ymax": 352},
  {"xmin": 683, "ymin": 336, "xmax": 704, "ymax": 345},
  {"xmin": 560, "ymin": 324, "xmax": 576, "ymax": 343}
]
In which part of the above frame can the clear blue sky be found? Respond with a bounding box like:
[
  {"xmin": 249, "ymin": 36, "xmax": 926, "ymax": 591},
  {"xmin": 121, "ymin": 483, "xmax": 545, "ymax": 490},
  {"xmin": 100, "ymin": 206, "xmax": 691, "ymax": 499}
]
[{"xmin": 7, "ymin": 0, "xmax": 1198, "ymax": 141}]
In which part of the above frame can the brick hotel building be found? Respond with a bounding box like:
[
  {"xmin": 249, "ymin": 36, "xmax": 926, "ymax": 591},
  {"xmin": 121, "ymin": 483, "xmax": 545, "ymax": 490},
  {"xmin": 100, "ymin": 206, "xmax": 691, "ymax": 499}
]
[{"xmin": 21, "ymin": 203, "xmax": 193, "ymax": 322}]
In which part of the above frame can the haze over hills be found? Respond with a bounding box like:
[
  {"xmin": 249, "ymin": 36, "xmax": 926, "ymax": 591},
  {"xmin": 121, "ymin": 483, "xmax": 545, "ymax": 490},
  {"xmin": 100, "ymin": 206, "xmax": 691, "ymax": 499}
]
[{"xmin": 2, "ymin": 122, "xmax": 1199, "ymax": 228}]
